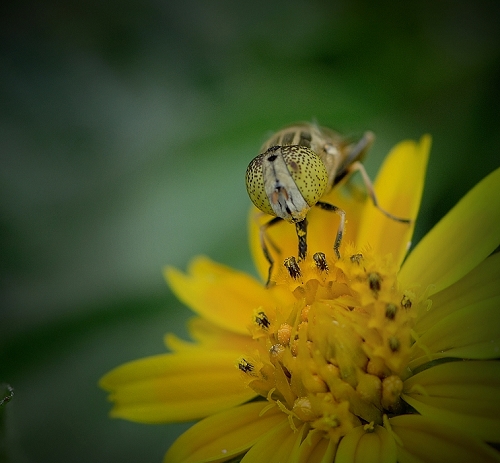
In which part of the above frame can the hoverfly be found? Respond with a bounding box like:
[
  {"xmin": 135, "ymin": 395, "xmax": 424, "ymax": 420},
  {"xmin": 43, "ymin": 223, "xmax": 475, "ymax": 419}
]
[{"xmin": 245, "ymin": 122, "xmax": 410, "ymax": 284}]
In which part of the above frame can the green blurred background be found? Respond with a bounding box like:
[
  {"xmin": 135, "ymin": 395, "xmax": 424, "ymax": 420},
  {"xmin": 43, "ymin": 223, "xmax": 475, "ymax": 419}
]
[{"xmin": 1, "ymin": 0, "xmax": 499, "ymax": 461}]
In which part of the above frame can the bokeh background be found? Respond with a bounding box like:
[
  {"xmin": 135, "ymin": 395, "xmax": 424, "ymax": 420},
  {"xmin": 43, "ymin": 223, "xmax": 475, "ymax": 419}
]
[{"xmin": 1, "ymin": 0, "xmax": 499, "ymax": 462}]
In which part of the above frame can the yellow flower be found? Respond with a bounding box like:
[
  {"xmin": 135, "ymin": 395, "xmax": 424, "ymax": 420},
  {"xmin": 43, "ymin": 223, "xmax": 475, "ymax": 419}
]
[{"xmin": 100, "ymin": 136, "xmax": 500, "ymax": 463}]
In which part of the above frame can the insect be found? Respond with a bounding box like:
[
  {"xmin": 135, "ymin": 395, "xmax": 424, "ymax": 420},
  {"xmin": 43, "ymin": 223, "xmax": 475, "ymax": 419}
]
[{"xmin": 245, "ymin": 122, "xmax": 411, "ymax": 284}]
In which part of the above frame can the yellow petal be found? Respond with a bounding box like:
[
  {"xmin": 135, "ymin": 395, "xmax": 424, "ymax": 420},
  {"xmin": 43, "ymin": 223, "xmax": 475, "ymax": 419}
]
[
  {"xmin": 409, "ymin": 340, "xmax": 500, "ymax": 370},
  {"xmin": 390, "ymin": 414, "xmax": 500, "ymax": 463},
  {"xmin": 164, "ymin": 402, "xmax": 286, "ymax": 463},
  {"xmin": 357, "ymin": 135, "xmax": 431, "ymax": 267},
  {"xmin": 336, "ymin": 425, "xmax": 397, "ymax": 463},
  {"xmin": 403, "ymin": 361, "xmax": 500, "ymax": 442},
  {"xmin": 100, "ymin": 351, "xmax": 255, "ymax": 423},
  {"xmin": 410, "ymin": 296, "xmax": 500, "ymax": 364},
  {"xmin": 292, "ymin": 431, "xmax": 337, "ymax": 463},
  {"xmin": 241, "ymin": 419, "xmax": 301, "ymax": 463},
  {"xmin": 164, "ymin": 318, "xmax": 252, "ymax": 353},
  {"xmin": 415, "ymin": 252, "xmax": 500, "ymax": 334},
  {"xmin": 400, "ymin": 166, "xmax": 500, "ymax": 294},
  {"xmin": 165, "ymin": 256, "xmax": 291, "ymax": 335}
]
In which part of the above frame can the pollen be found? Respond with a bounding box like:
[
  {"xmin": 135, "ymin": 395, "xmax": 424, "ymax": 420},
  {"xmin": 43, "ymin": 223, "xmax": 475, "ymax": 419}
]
[
  {"xmin": 385, "ymin": 303, "xmax": 397, "ymax": 320},
  {"xmin": 368, "ymin": 272, "xmax": 382, "ymax": 293},
  {"xmin": 284, "ymin": 256, "xmax": 301, "ymax": 279},
  {"xmin": 254, "ymin": 310, "xmax": 271, "ymax": 329},
  {"xmin": 238, "ymin": 358, "xmax": 254, "ymax": 374},
  {"xmin": 401, "ymin": 292, "xmax": 413, "ymax": 309},
  {"xmin": 277, "ymin": 323, "xmax": 293, "ymax": 345},
  {"xmin": 241, "ymin": 246, "xmax": 423, "ymax": 442},
  {"xmin": 313, "ymin": 252, "xmax": 329, "ymax": 272}
]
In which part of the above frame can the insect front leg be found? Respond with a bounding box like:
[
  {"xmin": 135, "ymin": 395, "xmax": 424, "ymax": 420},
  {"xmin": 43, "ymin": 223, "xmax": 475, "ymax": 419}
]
[
  {"xmin": 349, "ymin": 161, "xmax": 412, "ymax": 224},
  {"xmin": 295, "ymin": 218, "xmax": 308, "ymax": 261},
  {"xmin": 316, "ymin": 201, "xmax": 346, "ymax": 259},
  {"xmin": 260, "ymin": 216, "xmax": 284, "ymax": 286},
  {"xmin": 260, "ymin": 217, "xmax": 309, "ymax": 286}
]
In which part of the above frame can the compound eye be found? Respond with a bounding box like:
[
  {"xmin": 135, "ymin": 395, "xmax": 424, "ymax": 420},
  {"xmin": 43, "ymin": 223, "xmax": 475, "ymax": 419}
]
[
  {"xmin": 245, "ymin": 145, "xmax": 328, "ymax": 222},
  {"xmin": 280, "ymin": 145, "xmax": 328, "ymax": 208},
  {"xmin": 245, "ymin": 152, "xmax": 275, "ymax": 216}
]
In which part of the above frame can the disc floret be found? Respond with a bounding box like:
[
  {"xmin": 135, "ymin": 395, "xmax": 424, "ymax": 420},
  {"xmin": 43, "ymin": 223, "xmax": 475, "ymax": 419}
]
[{"xmin": 240, "ymin": 244, "xmax": 419, "ymax": 443}]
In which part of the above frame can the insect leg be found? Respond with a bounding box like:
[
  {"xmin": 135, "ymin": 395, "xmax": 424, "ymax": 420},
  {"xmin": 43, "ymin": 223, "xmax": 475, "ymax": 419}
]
[
  {"xmin": 323, "ymin": 131, "xmax": 375, "ymax": 190},
  {"xmin": 260, "ymin": 216, "xmax": 284, "ymax": 286},
  {"xmin": 349, "ymin": 161, "xmax": 412, "ymax": 223},
  {"xmin": 316, "ymin": 201, "xmax": 346, "ymax": 259},
  {"xmin": 295, "ymin": 218, "xmax": 308, "ymax": 261},
  {"xmin": 344, "ymin": 131, "xmax": 375, "ymax": 164}
]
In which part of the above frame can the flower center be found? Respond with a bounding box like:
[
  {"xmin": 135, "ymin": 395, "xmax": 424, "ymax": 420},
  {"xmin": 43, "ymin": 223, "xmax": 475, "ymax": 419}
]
[{"xmin": 239, "ymin": 245, "xmax": 418, "ymax": 443}]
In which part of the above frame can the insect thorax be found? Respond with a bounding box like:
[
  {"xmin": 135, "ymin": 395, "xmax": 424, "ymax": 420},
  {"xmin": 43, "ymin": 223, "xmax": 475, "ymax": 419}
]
[{"xmin": 260, "ymin": 123, "xmax": 358, "ymax": 189}]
